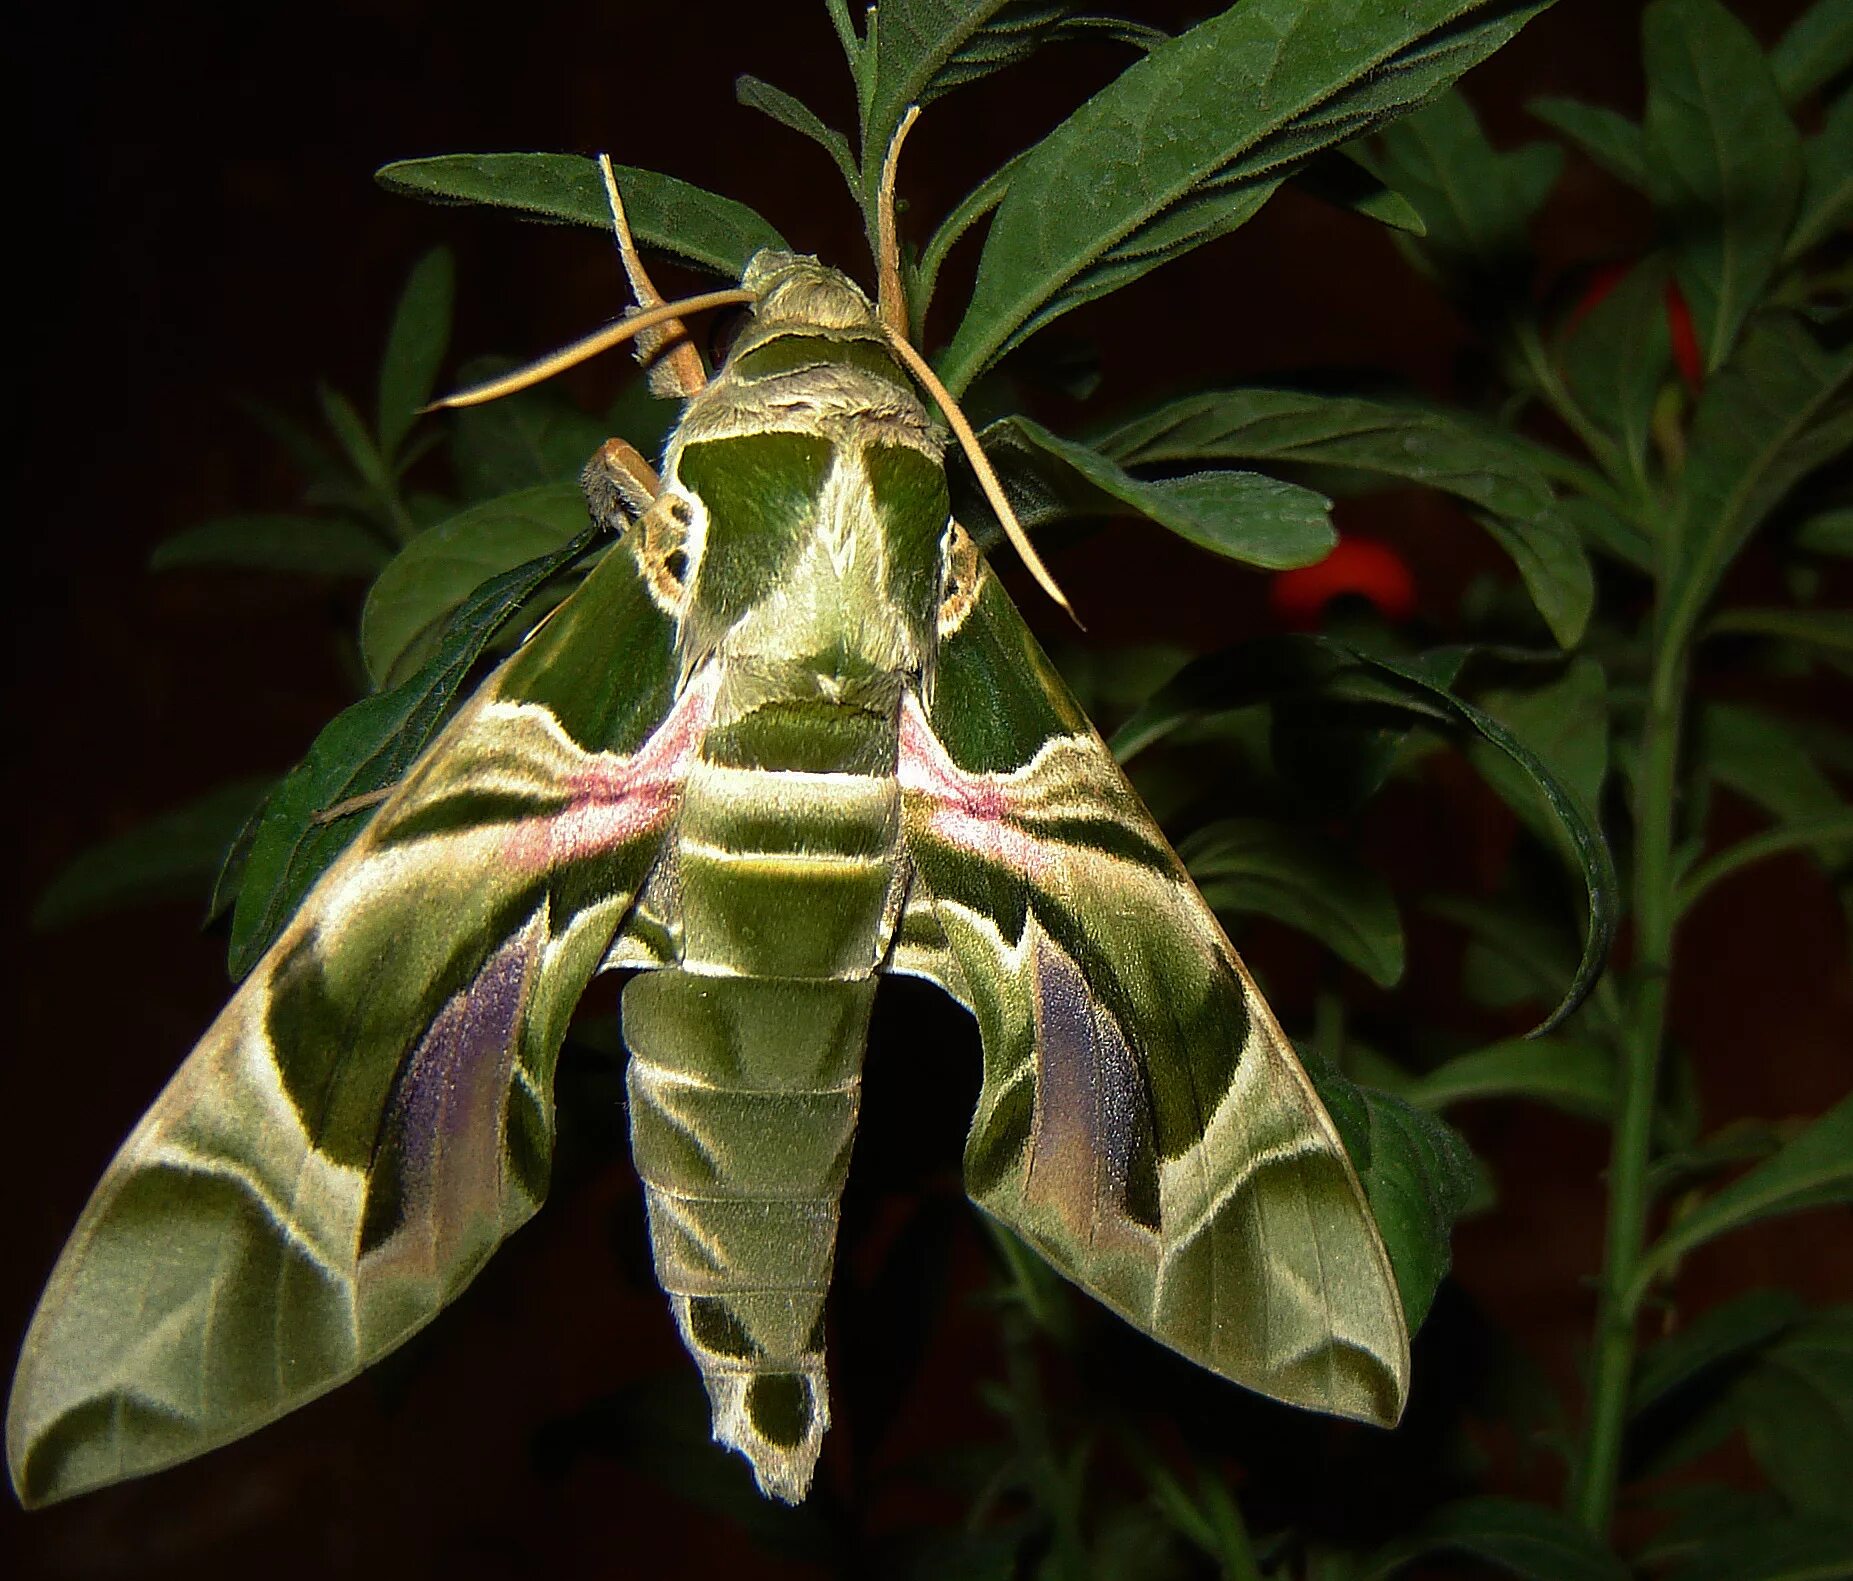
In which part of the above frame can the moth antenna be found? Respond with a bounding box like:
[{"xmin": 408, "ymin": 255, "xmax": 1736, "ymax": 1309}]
[
  {"xmin": 881, "ymin": 325, "xmax": 1081, "ymax": 626},
  {"xmin": 876, "ymin": 104, "xmax": 920, "ymax": 340},
  {"xmin": 598, "ymin": 153, "xmax": 708, "ymax": 397},
  {"xmin": 423, "ymin": 287, "xmax": 757, "ymax": 411}
]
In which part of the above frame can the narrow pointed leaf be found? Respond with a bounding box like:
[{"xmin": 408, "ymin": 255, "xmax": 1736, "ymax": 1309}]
[
  {"xmin": 735, "ymin": 76, "xmax": 856, "ymax": 190},
  {"xmin": 1310, "ymin": 1060, "xmax": 1476, "ymax": 1329},
  {"xmin": 1706, "ymin": 606, "xmax": 1853, "ymax": 654},
  {"xmin": 360, "ymin": 482, "xmax": 589, "ymax": 686},
  {"xmin": 1291, "ymin": 148, "xmax": 1428, "ymax": 234},
  {"xmin": 862, "ymin": 2, "xmax": 1162, "ymax": 191},
  {"xmin": 376, "ymin": 246, "xmax": 455, "ymax": 458},
  {"xmin": 1472, "ymin": 657, "xmax": 1609, "ymax": 839},
  {"xmin": 1638, "ymin": 1095, "xmax": 1853, "ymax": 1290},
  {"xmin": 939, "ymin": 0, "xmax": 1556, "ymax": 392},
  {"xmin": 32, "ymin": 780, "xmax": 273, "ymax": 930},
  {"xmin": 1530, "ymin": 96, "xmax": 1649, "ymax": 190},
  {"xmin": 1110, "ymin": 635, "xmax": 1614, "ymax": 1030},
  {"xmin": 149, "ymin": 513, "xmax": 391, "ymax": 577},
  {"xmin": 1401, "ymin": 1034, "xmax": 1615, "ymax": 1120},
  {"xmin": 1559, "ymin": 257, "xmax": 1672, "ymax": 486},
  {"xmin": 1699, "ymin": 702, "xmax": 1853, "ymax": 870},
  {"xmin": 1099, "ymin": 388, "xmax": 1591, "ymax": 644},
  {"xmin": 1739, "ymin": 1311, "xmax": 1853, "ymax": 1518},
  {"xmin": 1769, "ymin": 0, "xmax": 1853, "ymax": 104},
  {"xmin": 1667, "ymin": 314, "xmax": 1853, "ymax": 633},
  {"xmin": 319, "ymin": 384, "xmax": 397, "ymax": 503},
  {"xmin": 376, "ymin": 155, "xmax": 786, "ymax": 277},
  {"xmin": 1797, "ymin": 507, "xmax": 1853, "ymax": 556},
  {"xmin": 977, "ymin": 415, "xmax": 1334, "ymax": 567},
  {"xmin": 447, "ymin": 361, "xmax": 615, "ymax": 497},
  {"xmin": 1362, "ymin": 1497, "xmax": 1633, "ymax": 1581},
  {"xmin": 1369, "ymin": 89, "xmax": 1563, "ymax": 280},
  {"xmin": 1663, "ymin": 1515, "xmax": 1853, "ymax": 1581},
  {"xmin": 1788, "ymin": 90, "xmax": 1853, "ymax": 263},
  {"xmin": 1642, "ymin": 0, "xmax": 1803, "ymax": 372},
  {"xmin": 1630, "ymin": 1289, "xmax": 1805, "ymax": 1415},
  {"xmin": 226, "ymin": 520, "xmax": 607, "ymax": 977},
  {"xmin": 1180, "ymin": 819, "xmax": 1404, "ymax": 986}
]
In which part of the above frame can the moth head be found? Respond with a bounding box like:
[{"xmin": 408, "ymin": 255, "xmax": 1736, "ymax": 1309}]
[{"xmin": 740, "ymin": 250, "xmax": 878, "ymax": 333}]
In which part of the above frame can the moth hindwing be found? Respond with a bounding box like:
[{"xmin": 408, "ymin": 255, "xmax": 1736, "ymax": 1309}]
[{"xmin": 8, "ymin": 251, "xmax": 1407, "ymax": 1510}]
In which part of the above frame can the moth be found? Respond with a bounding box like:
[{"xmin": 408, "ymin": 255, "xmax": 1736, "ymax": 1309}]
[{"xmin": 8, "ymin": 143, "xmax": 1408, "ymax": 1509}]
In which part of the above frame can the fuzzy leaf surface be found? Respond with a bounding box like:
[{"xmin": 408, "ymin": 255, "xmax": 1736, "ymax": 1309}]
[
  {"xmin": 376, "ymin": 155, "xmax": 786, "ymax": 277},
  {"xmin": 1098, "ymin": 388, "xmax": 1591, "ymax": 644},
  {"xmin": 1642, "ymin": 0, "xmax": 1803, "ymax": 372},
  {"xmin": 360, "ymin": 482, "xmax": 588, "ymax": 686},
  {"xmin": 938, "ymin": 0, "xmax": 1555, "ymax": 392}
]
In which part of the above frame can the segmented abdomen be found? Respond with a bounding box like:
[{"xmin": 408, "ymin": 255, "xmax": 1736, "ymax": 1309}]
[{"xmin": 620, "ymin": 695, "xmax": 902, "ymax": 1503}]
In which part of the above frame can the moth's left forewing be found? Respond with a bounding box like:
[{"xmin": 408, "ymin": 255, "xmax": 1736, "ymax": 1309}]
[
  {"xmin": 898, "ymin": 559, "xmax": 1409, "ymax": 1427},
  {"xmin": 8, "ymin": 525, "xmax": 698, "ymax": 1505}
]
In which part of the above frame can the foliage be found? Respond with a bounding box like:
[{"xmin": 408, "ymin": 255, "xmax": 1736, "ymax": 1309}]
[{"xmin": 28, "ymin": 0, "xmax": 1850, "ymax": 1575}]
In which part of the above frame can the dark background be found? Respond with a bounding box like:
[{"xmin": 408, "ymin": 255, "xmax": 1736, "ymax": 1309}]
[{"xmin": 7, "ymin": 1, "xmax": 1848, "ymax": 1576}]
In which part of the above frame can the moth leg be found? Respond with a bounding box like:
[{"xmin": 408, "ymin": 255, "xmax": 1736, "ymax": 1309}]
[
  {"xmin": 314, "ymin": 786, "xmax": 397, "ymax": 824},
  {"xmin": 597, "ymin": 154, "xmax": 707, "ymax": 398},
  {"xmin": 582, "ymin": 437, "xmax": 663, "ymax": 533}
]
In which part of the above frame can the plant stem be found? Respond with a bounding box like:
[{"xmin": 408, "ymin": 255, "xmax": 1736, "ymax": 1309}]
[{"xmin": 1574, "ymin": 635, "xmax": 1687, "ymax": 1536}]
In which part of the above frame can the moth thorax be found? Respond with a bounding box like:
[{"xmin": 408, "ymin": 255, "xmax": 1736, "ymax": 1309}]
[{"xmin": 740, "ymin": 249, "xmax": 878, "ymax": 333}]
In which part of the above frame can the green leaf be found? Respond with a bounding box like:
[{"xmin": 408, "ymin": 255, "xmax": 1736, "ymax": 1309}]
[
  {"xmin": 1530, "ymin": 96, "xmax": 1649, "ymax": 190},
  {"xmin": 360, "ymin": 481, "xmax": 589, "ymax": 687},
  {"xmin": 1707, "ymin": 606, "xmax": 1853, "ymax": 654},
  {"xmin": 1631, "ymin": 1289, "xmax": 1806, "ymax": 1415},
  {"xmin": 1678, "ymin": 814, "xmax": 1853, "ymax": 914},
  {"xmin": 1362, "ymin": 1496, "xmax": 1632, "ymax": 1581},
  {"xmin": 1309, "ymin": 1060, "xmax": 1475, "ymax": 1330},
  {"xmin": 1098, "ymin": 388, "xmax": 1592, "ymax": 645},
  {"xmin": 978, "ymin": 416, "xmax": 1334, "ymax": 568},
  {"xmin": 1667, "ymin": 314, "xmax": 1853, "ymax": 634},
  {"xmin": 375, "ymin": 154, "xmax": 786, "ymax": 278},
  {"xmin": 938, "ymin": 0, "xmax": 1555, "ymax": 393},
  {"xmin": 376, "ymin": 246, "xmax": 455, "ymax": 459},
  {"xmin": 1180, "ymin": 819, "xmax": 1404, "ymax": 987},
  {"xmin": 734, "ymin": 76, "xmax": 857, "ymax": 191},
  {"xmin": 226, "ymin": 523, "xmax": 608, "ymax": 978},
  {"xmin": 32, "ymin": 780, "xmax": 273, "ymax": 930},
  {"xmin": 1697, "ymin": 701, "xmax": 1852, "ymax": 874},
  {"xmin": 1114, "ymin": 637, "xmax": 1615, "ymax": 1031},
  {"xmin": 1368, "ymin": 88, "xmax": 1564, "ymax": 281},
  {"xmin": 1559, "ymin": 257, "xmax": 1672, "ymax": 488},
  {"xmin": 1289, "ymin": 148, "xmax": 1428, "ymax": 234},
  {"xmin": 448, "ymin": 361, "xmax": 614, "ymax": 498},
  {"xmin": 1641, "ymin": 0, "xmax": 1803, "ymax": 373},
  {"xmin": 319, "ymin": 383, "xmax": 398, "ymax": 508},
  {"xmin": 1664, "ymin": 1514, "xmax": 1853, "ymax": 1581},
  {"xmin": 1401, "ymin": 1034, "xmax": 1615, "ymax": 1120},
  {"xmin": 1769, "ymin": 0, "xmax": 1853, "ymax": 105},
  {"xmin": 862, "ymin": 2, "xmax": 1163, "ymax": 199},
  {"xmin": 1788, "ymin": 90, "xmax": 1853, "ymax": 263},
  {"xmin": 1796, "ymin": 507, "xmax": 1853, "ymax": 558},
  {"xmin": 1430, "ymin": 892, "xmax": 1580, "ymax": 1016},
  {"xmin": 1472, "ymin": 656, "xmax": 1609, "ymax": 843},
  {"xmin": 1638, "ymin": 1095, "xmax": 1853, "ymax": 1293},
  {"xmin": 149, "ymin": 513, "xmax": 391, "ymax": 577},
  {"xmin": 1736, "ymin": 1310, "xmax": 1853, "ymax": 1516}
]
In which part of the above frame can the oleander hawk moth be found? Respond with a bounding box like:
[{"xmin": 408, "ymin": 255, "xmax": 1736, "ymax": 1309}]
[{"xmin": 9, "ymin": 229, "xmax": 1409, "ymax": 1508}]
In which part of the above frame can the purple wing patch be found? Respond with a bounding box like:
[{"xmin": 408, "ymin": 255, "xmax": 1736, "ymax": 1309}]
[
  {"xmin": 1024, "ymin": 928, "xmax": 1162, "ymax": 1243},
  {"xmin": 359, "ymin": 917, "xmax": 544, "ymax": 1285}
]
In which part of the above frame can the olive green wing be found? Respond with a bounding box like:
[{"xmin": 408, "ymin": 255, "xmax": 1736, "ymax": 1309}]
[
  {"xmin": 896, "ymin": 558, "xmax": 1409, "ymax": 1427},
  {"xmin": 8, "ymin": 521, "xmax": 704, "ymax": 1505}
]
